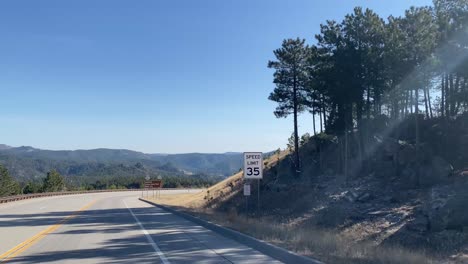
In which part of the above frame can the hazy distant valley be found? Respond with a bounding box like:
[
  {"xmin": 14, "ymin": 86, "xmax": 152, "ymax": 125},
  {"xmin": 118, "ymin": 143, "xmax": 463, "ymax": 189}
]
[{"xmin": 0, "ymin": 144, "xmax": 244, "ymax": 181}]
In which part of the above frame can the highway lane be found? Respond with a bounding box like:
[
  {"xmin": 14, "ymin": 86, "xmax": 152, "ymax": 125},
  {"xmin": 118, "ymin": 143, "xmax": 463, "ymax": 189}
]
[{"xmin": 0, "ymin": 191, "xmax": 281, "ymax": 263}]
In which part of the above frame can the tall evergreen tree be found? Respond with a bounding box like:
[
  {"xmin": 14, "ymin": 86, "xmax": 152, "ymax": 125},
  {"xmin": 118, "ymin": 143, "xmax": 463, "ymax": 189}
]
[
  {"xmin": 268, "ymin": 38, "xmax": 310, "ymax": 174},
  {"xmin": 0, "ymin": 165, "xmax": 20, "ymax": 197}
]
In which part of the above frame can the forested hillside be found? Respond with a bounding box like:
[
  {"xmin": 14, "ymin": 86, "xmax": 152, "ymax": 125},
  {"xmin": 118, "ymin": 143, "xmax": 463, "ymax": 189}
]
[
  {"xmin": 149, "ymin": 153, "xmax": 244, "ymax": 176},
  {"xmin": 0, "ymin": 146, "xmax": 244, "ymax": 195},
  {"xmin": 0, "ymin": 145, "xmax": 244, "ymax": 180}
]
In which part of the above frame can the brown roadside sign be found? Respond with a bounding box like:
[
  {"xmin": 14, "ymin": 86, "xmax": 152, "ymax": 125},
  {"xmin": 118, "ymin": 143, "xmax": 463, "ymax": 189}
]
[
  {"xmin": 152, "ymin": 180, "xmax": 162, "ymax": 188},
  {"xmin": 144, "ymin": 180, "xmax": 163, "ymax": 189}
]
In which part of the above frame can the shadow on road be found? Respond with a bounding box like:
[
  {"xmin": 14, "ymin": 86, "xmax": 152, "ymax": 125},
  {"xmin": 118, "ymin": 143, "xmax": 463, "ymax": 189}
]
[{"xmin": 2, "ymin": 204, "xmax": 265, "ymax": 263}]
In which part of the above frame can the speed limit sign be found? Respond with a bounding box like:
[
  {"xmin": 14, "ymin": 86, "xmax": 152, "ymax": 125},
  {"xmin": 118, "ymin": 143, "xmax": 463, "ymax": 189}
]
[{"xmin": 244, "ymin": 152, "xmax": 263, "ymax": 179}]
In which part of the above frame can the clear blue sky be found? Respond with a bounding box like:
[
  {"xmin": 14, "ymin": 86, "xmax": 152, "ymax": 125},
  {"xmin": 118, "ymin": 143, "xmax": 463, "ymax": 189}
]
[{"xmin": 0, "ymin": 0, "xmax": 431, "ymax": 153}]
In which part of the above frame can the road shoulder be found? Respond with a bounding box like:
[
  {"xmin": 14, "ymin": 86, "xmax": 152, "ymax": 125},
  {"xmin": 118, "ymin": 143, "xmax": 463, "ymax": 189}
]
[{"xmin": 140, "ymin": 198, "xmax": 322, "ymax": 264}]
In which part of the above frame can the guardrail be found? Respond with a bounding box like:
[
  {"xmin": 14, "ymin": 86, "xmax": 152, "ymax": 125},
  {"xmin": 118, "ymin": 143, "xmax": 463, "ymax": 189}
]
[{"xmin": 0, "ymin": 188, "xmax": 165, "ymax": 204}]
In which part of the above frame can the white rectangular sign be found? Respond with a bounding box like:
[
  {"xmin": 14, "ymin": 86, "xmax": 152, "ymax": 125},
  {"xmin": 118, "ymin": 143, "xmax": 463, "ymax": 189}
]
[
  {"xmin": 244, "ymin": 152, "xmax": 263, "ymax": 179},
  {"xmin": 243, "ymin": 184, "xmax": 251, "ymax": 196}
]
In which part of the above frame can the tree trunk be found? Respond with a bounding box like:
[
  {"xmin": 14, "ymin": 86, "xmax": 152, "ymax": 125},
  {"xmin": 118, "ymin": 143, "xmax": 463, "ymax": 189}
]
[
  {"xmin": 391, "ymin": 87, "xmax": 398, "ymax": 119},
  {"xmin": 410, "ymin": 90, "xmax": 414, "ymax": 114},
  {"xmin": 399, "ymin": 93, "xmax": 404, "ymax": 119},
  {"xmin": 312, "ymin": 112, "xmax": 316, "ymax": 136},
  {"xmin": 293, "ymin": 74, "xmax": 300, "ymax": 175},
  {"xmin": 441, "ymin": 75, "xmax": 445, "ymax": 118},
  {"xmin": 356, "ymin": 100, "xmax": 364, "ymax": 166},
  {"xmin": 357, "ymin": 129, "xmax": 363, "ymax": 173},
  {"xmin": 450, "ymin": 74, "xmax": 455, "ymax": 117},
  {"xmin": 319, "ymin": 108, "xmax": 323, "ymax": 133},
  {"xmin": 445, "ymin": 74, "xmax": 450, "ymax": 118},
  {"xmin": 415, "ymin": 88, "xmax": 420, "ymax": 187},
  {"xmin": 453, "ymin": 75, "xmax": 460, "ymax": 116},
  {"xmin": 404, "ymin": 89, "xmax": 409, "ymax": 117},
  {"xmin": 338, "ymin": 137, "xmax": 343, "ymax": 176},
  {"xmin": 374, "ymin": 90, "xmax": 381, "ymax": 117},
  {"xmin": 415, "ymin": 88, "xmax": 419, "ymax": 115},
  {"xmin": 427, "ymin": 85, "xmax": 433, "ymax": 118},
  {"xmin": 344, "ymin": 129, "xmax": 348, "ymax": 183},
  {"xmin": 463, "ymin": 78, "xmax": 467, "ymax": 112},
  {"xmin": 366, "ymin": 86, "xmax": 371, "ymax": 119},
  {"xmin": 346, "ymin": 103, "xmax": 353, "ymax": 131},
  {"xmin": 312, "ymin": 96, "xmax": 316, "ymax": 135},
  {"xmin": 321, "ymin": 94, "xmax": 327, "ymax": 132},
  {"xmin": 423, "ymin": 85, "xmax": 429, "ymax": 119}
]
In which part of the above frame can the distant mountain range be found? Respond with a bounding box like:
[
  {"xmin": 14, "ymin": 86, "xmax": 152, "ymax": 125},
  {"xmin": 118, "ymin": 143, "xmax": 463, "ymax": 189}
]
[
  {"xmin": 0, "ymin": 144, "xmax": 11, "ymax": 150},
  {"xmin": 0, "ymin": 144, "xmax": 246, "ymax": 181}
]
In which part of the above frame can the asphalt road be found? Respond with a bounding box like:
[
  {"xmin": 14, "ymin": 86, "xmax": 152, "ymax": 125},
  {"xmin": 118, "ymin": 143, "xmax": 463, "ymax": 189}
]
[{"xmin": 0, "ymin": 190, "xmax": 281, "ymax": 264}]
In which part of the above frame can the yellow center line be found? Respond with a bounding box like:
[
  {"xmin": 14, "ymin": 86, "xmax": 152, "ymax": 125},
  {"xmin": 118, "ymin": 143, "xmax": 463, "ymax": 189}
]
[{"xmin": 0, "ymin": 199, "xmax": 98, "ymax": 263}]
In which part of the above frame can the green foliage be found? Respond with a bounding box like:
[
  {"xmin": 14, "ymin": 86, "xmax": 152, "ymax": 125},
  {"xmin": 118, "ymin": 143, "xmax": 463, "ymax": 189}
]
[
  {"xmin": 63, "ymin": 173, "xmax": 220, "ymax": 191},
  {"xmin": 314, "ymin": 133, "xmax": 337, "ymax": 145},
  {"xmin": 22, "ymin": 181, "xmax": 42, "ymax": 194},
  {"xmin": 42, "ymin": 170, "xmax": 65, "ymax": 192},
  {"xmin": 0, "ymin": 165, "xmax": 20, "ymax": 197},
  {"xmin": 268, "ymin": 38, "xmax": 310, "ymax": 118},
  {"xmin": 287, "ymin": 132, "xmax": 311, "ymax": 151},
  {"xmin": 300, "ymin": 133, "xmax": 311, "ymax": 146},
  {"xmin": 1, "ymin": 164, "xmax": 221, "ymax": 195},
  {"xmin": 0, "ymin": 149, "xmax": 244, "ymax": 181},
  {"xmin": 287, "ymin": 132, "xmax": 295, "ymax": 152},
  {"xmin": 270, "ymin": 2, "xmax": 468, "ymax": 144}
]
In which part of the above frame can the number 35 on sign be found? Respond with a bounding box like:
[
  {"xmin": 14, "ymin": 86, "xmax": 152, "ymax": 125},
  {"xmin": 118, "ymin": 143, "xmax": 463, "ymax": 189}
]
[{"xmin": 244, "ymin": 152, "xmax": 263, "ymax": 179}]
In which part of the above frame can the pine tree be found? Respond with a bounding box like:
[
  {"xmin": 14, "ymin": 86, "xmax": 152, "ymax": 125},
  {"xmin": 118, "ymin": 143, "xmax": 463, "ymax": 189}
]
[
  {"xmin": 42, "ymin": 170, "xmax": 65, "ymax": 192},
  {"xmin": 268, "ymin": 38, "xmax": 310, "ymax": 175},
  {"xmin": 0, "ymin": 165, "xmax": 20, "ymax": 197}
]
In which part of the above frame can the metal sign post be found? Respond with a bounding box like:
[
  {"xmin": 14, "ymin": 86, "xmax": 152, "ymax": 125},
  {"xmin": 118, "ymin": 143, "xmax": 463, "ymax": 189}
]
[
  {"xmin": 157, "ymin": 176, "xmax": 162, "ymax": 199},
  {"xmin": 243, "ymin": 183, "xmax": 251, "ymax": 196},
  {"xmin": 257, "ymin": 179, "xmax": 260, "ymax": 212},
  {"xmin": 244, "ymin": 182, "xmax": 251, "ymax": 212},
  {"xmin": 144, "ymin": 176, "xmax": 150, "ymax": 198},
  {"xmin": 243, "ymin": 152, "xmax": 263, "ymax": 214}
]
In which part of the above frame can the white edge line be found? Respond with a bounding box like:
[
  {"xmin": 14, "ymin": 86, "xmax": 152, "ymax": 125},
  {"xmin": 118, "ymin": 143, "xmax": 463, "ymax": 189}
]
[{"xmin": 124, "ymin": 200, "xmax": 170, "ymax": 264}]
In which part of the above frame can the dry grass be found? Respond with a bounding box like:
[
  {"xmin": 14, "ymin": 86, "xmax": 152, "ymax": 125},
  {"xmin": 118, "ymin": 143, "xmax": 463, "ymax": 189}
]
[
  {"xmin": 146, "ymin": 196, "xmax": 433, "ymax": 264},
  {"xmin": 144, "ymin": 150, "xmax": 435, "ymax": 264},
  {"xmin": 148, "ymin": 151, "xmax": 290, "ymax": 209},
  {"xmin": 144, "ymin": 193, "xmax": 199, "ymax": 207},
  {"xmin": 210, "ymin": 213, "xmax": 432, "ymax": 264}
]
